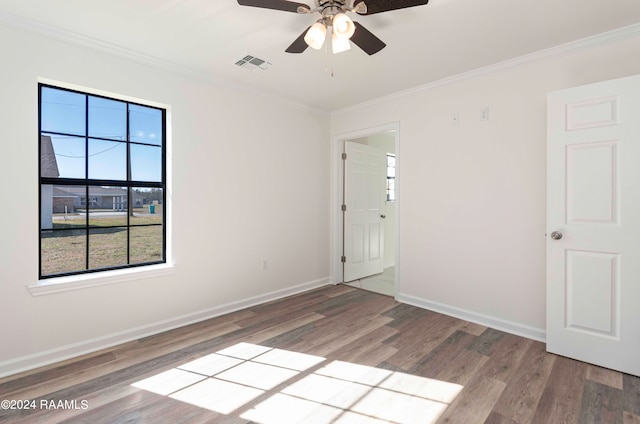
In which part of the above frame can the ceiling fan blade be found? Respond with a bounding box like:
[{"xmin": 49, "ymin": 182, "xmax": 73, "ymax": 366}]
[
  {"xmin": 350, "ymin": 22, "xmax": 386, "ymax": 55},
  {"xmin": 353, "ymin": 0, "xmax": 428, "ymax": 15},
  {"xmin": 237, "ymin": 0, "xmax": 311, "ymax": 13},
  {"xmin": 285, "ymin": 26, "xmax": 310, "ymax": 53}
]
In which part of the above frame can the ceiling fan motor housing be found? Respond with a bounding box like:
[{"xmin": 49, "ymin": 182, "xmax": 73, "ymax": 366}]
[
  {"xmin": 237, "ymin": 0, "xmax": 430, "ymax": 55},
  {"xmin": 318, "ymin": 0, "xmax": 348, "ymax": 17}
]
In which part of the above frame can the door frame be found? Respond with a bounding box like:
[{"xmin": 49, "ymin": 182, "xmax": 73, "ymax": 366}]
[{"xmin": 331, "ymin": 122, "xmax": 400, "ymax": 298}]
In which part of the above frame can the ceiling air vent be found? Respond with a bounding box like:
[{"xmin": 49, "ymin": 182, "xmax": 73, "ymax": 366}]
[{"xmin": 235, "ymin": 55, "xmax": 272, "ymax": 71}]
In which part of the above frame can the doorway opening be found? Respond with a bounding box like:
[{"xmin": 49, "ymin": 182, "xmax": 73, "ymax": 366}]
[{"xmin": 331, "ymin": 123, "xmax": 399, "ymax": 298}]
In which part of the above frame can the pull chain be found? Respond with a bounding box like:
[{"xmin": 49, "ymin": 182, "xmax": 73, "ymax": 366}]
[{"xmin": 324, "ymin": 28, "xmax": 335, "ymax": 77}]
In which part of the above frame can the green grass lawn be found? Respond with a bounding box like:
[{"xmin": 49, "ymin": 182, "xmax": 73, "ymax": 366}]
[{"xmin": 41, "ymin": 211, "xmax": 163, "ymax": 276}]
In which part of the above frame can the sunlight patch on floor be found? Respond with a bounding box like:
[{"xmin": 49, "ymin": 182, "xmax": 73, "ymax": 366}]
[
  {"xmin": 131, "ymin": 342, "xmax": 463, "ymax": 423},
  {"xmin": 170, "ymin": 377, "xmax": 264, "ymax": 415},
  {"xmin": 131, "ymin": 368, "xmax": 206, "ymax": 396}
]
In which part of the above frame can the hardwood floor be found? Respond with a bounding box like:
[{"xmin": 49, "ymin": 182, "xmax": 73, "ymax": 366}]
[{"xmin": 1, "ymin": 285, "xmax": 638, "ymax": 423}]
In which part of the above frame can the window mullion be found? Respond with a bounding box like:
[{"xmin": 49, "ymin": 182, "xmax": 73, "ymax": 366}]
[
  {"xmin": 84, "ymin": 94, "xmax": 90, "ymax": 271},
  {"xmin": 38, "ymin": 86, "xmax": 43, "ymax": 279},
  {"xmin": 126, "ymin": 104, "xmax": 131, "ymax": 265},
  {"xmin": 162, "ymin": 109, "xmax": 167, "ymax": 262}
]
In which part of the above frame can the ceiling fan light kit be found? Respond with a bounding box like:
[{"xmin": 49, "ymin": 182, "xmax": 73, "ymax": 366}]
[
  {"xmin": 332, "ymin": 32, "xmax": 352, "ymax": 53},
  {"xmin": 304, "ymin": 21, "xmax": 327, "ymax": 49},
  {"xmin": 237, "ymin": 0, "xmax": 429, "ymax": 56},
  {"xmin": 332, "ymin": 13, "xmax": 356, "ymax": 39},
  {"xmin": 304, "ymin": 13, "xmax": 353, "ymax": 52}
]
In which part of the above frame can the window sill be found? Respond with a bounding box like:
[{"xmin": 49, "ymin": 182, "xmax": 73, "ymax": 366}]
[{"xmin": 28, "ymin": 264, "xmax": 175, "ymax": 296}]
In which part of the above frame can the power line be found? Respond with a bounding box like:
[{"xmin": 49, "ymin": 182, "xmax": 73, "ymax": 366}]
[{"xmin": 56, "ymin": 142, "xmax": 122, "ymax": 159}]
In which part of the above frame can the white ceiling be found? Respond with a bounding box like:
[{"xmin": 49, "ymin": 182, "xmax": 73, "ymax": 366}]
[{"xmin": 1, "ymin": 0, "xmax": 639, "ymax": 111}]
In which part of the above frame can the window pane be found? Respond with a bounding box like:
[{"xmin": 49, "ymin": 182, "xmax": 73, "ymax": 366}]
[
  {"xmin": 89, "ymin": 227, "xmax": 127, "ymax": 270},
  {"xmin": 129, "ymin": 104, "xmax": 162, "ymax": 146},
  {"xmin": 130, "ymin": 144, "xmax": 162, "ymax": 182},
  {"xmin": 41, "ymin": 184, "xmax": 55, "ymax": 230},
  {"xmin": 131, "ymin": 188, "xmax": 163, "ymax": 225},
  {"xmin": 87, "ymin": 186, "xmax": 128, "ymax": 227},
  {"xmin": 387, "ymin": 176, "xmax": 396, "ymax": 202},
  {"xmin": 88, "ymin": 139, "xmax": 126, "ymax": 180},
  {"xmin": 89, "ymin": 96, "xmax": 126, "ymax": 140},
  {"xmin": 41, "ymin": 87, "xmax": 86, "ymax": 136},
  {"xmin": 41, "ymin": 229, "xmax": 86, "ymax": 276},
  {"xmin": 42, "ymin": 185, "xmax": 87, "ymax": 229},
  {"xmin": 387, "ymin": 166, "xmax": 395, "ymax": 178},
  {"xmin": 387, "ymin": 155, "xmax": 395, "ymax": 167},
  {"xmin": 130, "ymin": 226, "xmax": 163, "ymax": 265},
  {"xmin": 41, "ymin": 134, "xmax": 86, "ymax": 179}
]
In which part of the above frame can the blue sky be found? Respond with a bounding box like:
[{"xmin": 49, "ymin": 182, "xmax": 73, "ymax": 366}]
[{"xmin": 41, "ymin": 86, "xmax": 162, "ymax": 183}]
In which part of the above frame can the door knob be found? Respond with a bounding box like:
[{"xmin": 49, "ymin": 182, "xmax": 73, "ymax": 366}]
[
  {"xmin": 550, "ymin": 231, "xmax": 563, "ymax": 240},
  {"xmin": 380, "ymin": 214, "xmax": 386, "ymax": 219}
]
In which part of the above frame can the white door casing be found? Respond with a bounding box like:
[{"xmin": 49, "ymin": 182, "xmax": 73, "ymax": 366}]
[
  {"xmin": 547, "ymin": 74, "xmax": 640, "ymax": 377},
  {"xmin": 343, "ymin": 141, "xmax": 386, "ymax": 282}
]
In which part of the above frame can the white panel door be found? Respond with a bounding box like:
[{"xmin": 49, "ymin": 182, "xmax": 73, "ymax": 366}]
[
  {"xmin": 547, "ymin": 74, "xmax": 640, "ymax": 376},
  {"xmin": 343, "ymin": 141, "xmax": 386, "ymax": 282}
]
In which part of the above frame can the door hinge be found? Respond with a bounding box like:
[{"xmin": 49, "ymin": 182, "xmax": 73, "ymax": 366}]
[
  {"xmin": 341, "ymin": 153, "xmax": 347, "ymax": 160},
  {"xmin": 341, "ymin": 204, "xmax": 346, "ymax": 212},
  {"xmin": 341, "ymin": 256, "xmax": 346, "ymax": 263}
]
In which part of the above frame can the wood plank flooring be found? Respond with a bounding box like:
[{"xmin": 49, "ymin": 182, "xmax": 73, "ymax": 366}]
[{"xmin": 0, "ymin": 285, "xmax": 638, "ymax": 423}]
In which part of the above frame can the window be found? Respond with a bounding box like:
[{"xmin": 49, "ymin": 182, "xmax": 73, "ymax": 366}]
[
  {"xmin": 386, "ymin": 153, "xmax": 396, "ymax": 202},
  {"xmin": 39, "ymin": 84, "xmax": 166, "ymax": 279}
]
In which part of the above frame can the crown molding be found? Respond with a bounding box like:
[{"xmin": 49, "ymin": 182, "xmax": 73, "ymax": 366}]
[
  {"xmin": 333, "ymin": 22, "xmax": 640, "ymax": 115},
  {"xmin": 0, "ymin": 10, "xmax": 330, "ymax": 114},
  {"xmin": 0, "ymin": 10, "xmax": 197, "ymax": 78},
  {"xmin": 2, "ymin": 11, "xmax": 637, "ymax": 114}
]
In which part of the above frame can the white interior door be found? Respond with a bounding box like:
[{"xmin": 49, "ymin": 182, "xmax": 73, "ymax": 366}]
[
  {"xmin": 547, "ymin": 74, "xmax": 640, "ymax": 377},
  {"xmin": 343, "ymin": 141, "xmax": 386, "ymax": 282}
]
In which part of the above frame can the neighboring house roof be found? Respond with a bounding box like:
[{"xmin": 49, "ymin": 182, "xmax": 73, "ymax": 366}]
[
  {"xmin": 40, "ymin": 135, "xmax": 59, "ymax": 178},
  {"xmin": 52, "ymin": 186, "xmax": 78, "ymax": 198}
]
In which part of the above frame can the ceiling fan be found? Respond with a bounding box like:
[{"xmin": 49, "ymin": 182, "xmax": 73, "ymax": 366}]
[{"xmin": 237, "ymin": 0, "xmax": 429, "ymax": 55}]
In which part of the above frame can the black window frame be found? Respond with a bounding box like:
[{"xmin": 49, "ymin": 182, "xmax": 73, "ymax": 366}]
[{"xmin": 38, "ymin": 83, "xmax": 167, "ymax": 279}]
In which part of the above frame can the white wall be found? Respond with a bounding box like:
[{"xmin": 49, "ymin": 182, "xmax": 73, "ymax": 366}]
[
  {"xmin": 0, "ymin": 22, "xmax": 330, "ymax": 376},
  {"xmin": 331, "ymin": 35, "xmax": 640, "ymax": 339}
]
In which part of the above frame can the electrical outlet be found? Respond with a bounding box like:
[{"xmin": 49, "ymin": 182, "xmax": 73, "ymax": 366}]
[
  {"xmin": 261, "ymin": 259, "xmax": 268, "ymax": 271},
  {"xmin": 452, "ymin": 112, "xmax": 460, "ymax": 126}
]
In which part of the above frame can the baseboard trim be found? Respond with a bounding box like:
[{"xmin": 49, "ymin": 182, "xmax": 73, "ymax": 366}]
[
  {"xmin": 396, "ymin": 293, "xmax": 546, "ymax": 343},
  {"xmin": 0, "ymin": 277, "xmax": 331, "ymax": 379}
]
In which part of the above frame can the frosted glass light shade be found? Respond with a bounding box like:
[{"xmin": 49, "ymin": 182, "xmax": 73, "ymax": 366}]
[
  {"xmin": 332, "ymin": 33, "xmax": 351, "ymax": 54},
  {"xmin": 332, "ymin": 13, "xmax": 355, "ymax": 39},
  {"xmin": 304, "ymin": 22, "xmax": 327, "ymax": 49}
]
